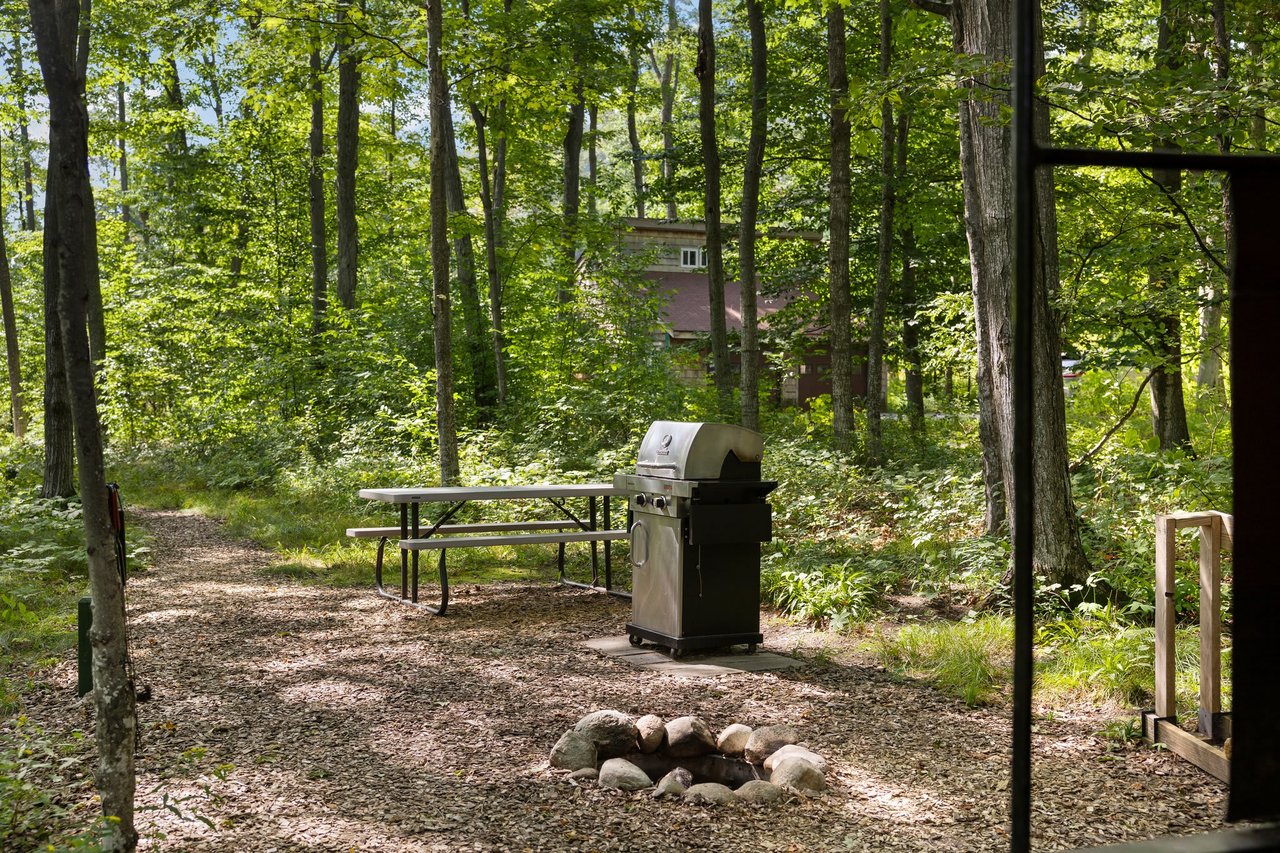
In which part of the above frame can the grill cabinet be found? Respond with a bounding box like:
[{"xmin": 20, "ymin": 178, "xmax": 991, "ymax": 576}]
[{"xmin": 614, "ymin": 421, "xmax": 777, "ymax": 655}]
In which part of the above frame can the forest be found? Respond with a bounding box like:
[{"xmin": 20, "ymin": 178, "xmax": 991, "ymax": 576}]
[{"xmin": 0, "ymin": 0, "xmax": 1273, "ymax": 849}]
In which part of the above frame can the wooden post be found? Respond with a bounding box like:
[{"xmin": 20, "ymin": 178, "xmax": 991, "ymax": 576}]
[
  {"xmin": 1154, "ymin": 514, "xmax": 1177, "ymax": 720},
  {"xmin": 1198, "ymin": 514, "xmax": 1222, "ymax": 738}
]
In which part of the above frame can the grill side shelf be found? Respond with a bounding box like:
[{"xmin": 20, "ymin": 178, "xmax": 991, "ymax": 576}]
[{"xmin": 687, "ymin": 503, "xmax": 773, "ymax": 545}]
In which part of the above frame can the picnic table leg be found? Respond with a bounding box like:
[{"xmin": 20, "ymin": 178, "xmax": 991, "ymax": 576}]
[
  {"xmin": 589, "ymin": 496, "xmax": 600, "ymax": 586},
  {"xmin": 603, "ymin": 496, "xmax": 612, "ymax": 591},
  {"xmin": 399, "ymin": 504, "xmax": 409, "ymax": 600},
  {"xmin": 410, "ymin": 502, "xmax": 420, "ymax": 604}
]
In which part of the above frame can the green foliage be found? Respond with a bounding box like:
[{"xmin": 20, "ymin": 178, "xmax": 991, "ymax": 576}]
[
  {"xmin": 875, "ymin": 616, "xmax": 1014, "ymax": 707},
  {"xmin": 0, "ymin": 716, "xmax": 104, "ymax": 852}
]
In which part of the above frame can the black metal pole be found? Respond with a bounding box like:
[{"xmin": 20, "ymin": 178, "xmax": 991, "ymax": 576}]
[{"xmin": 1011, "ymin": 0, "xmax": 1037, "ymax": 849}]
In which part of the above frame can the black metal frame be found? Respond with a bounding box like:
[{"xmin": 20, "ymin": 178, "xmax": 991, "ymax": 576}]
[
  {"xmin": 1012, "ymin": 1, "xmax": 1280, "ymax": 849},
  {"xmin": 372, "ymin": 494, "xmax": 627, "ymax": 615}
]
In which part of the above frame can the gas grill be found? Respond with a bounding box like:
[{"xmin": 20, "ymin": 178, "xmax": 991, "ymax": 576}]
[{"xmin": 614, "ymin": 421, "xmax": 777, "ymax": 656}]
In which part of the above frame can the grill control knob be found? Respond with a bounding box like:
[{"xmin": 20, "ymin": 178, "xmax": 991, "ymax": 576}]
[
  {"xmin": 653, "ymin": 496, "xmax": 667, "ymax": 510},
  {"xmin": 635, "ymin": 494, "xmax": 648, "ymax": 507}
]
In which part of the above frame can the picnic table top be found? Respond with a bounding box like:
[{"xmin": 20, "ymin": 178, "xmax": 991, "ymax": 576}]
[{"xmin": 359, "ymin": 483, "xmax": 627, "ymax": 503}]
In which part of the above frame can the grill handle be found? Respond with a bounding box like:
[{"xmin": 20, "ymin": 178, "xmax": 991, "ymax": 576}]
[{"xmin": 629, "ymin": 521, "xmax": 648, "ymax": 569}]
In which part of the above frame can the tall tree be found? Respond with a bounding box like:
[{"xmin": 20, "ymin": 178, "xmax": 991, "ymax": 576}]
[
  {"xmin": 897, "ymin": 113, "xmax": 925, "ymax": 432},
  {"xmin": 308, "ymin": 41, "xmax": 327, "ymax": 340},
  {"xmin": 865, "ymin": 0, "xmax": 895, "ymax": 466},
  {"xmin": 427, "ymin": 0, "xmax": 459, "ymax": 484},
  {"xmin": 696, "ymin": 0, "xmax": 731, "ymax": 402},
  {"xmin": 41, "ymin": 149, "xmax": 75, "ymax": 499},
  {"xmin": 737, "ymin": 0, "xmax": 766, "ymax": 431},
  {"xmin": 913, "ymin": 0, "xmax": 1090, "ymax": 585},
  {"xmin": 827, "ymin": 3, "xmax": 854, "ymax": 450},
  {"xmin": 1147, "ymin": 0, "xmax": 1193, "ymax": 453},
  {"xmin": 29, "ymin": 1, "xmax": 137, "ymax": 849},
  {"xmin": 561, "ymin": 77, "xmax": 584, "ymax": 301},
  {"xmin": 652, "ymin": 0, "xmax": 678, "ymax": 220},
  {"xmin": 0, "ymin": 157, "xmax": 24, "ymax": 439},
  {"xmin": 335, "ymin": 0, "xmax": 361, "ymax": 310},
  {"xmin": 626, "ymin": 44, "xmax": 646, "ymax": 218},
  {"xmin": 1197, "ymin": 0, "xmax": 1229, "ymax": 391},
  {"xmin": 12, "ymin": 33, "xmax": 37, "ymax": 232}
]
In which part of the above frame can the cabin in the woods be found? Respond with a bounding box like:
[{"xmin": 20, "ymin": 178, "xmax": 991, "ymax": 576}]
[{"xmin": 620, "ymin": 217, "xmax": 869, "ymax": 407}]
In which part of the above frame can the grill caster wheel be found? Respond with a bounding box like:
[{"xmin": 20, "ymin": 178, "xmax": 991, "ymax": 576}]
[
  {"xmin": 746, "ymin": 644, "xmax": 757, "ymax": 655},
  {"xmin": 628, "ymin": 634, "xmax": 643, "ymax": 647},
  {"xmin": 669, "ymin": 647, "xmax": 685, "ymax": 659}
]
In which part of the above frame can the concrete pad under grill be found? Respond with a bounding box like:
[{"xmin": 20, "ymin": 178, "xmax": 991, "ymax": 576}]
[{"xmin": 582, "ymin": 635, "xmax": 803, "ymax": 676}]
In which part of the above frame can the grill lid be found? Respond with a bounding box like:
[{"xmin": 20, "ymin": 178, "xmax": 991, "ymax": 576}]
[{"xmin": 634, "ymin": 421, "xmax": 764, "ymax": 481}]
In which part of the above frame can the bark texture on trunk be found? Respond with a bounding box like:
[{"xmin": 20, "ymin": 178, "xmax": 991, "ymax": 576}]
[
  {"xmin": 865, "ymin": 0, "xmax": 894, "ymax": 466},
  {"xmin": 335, "ymin": 2, "xmax": 361, "ymax": 311},
  {"xmin": 919, "ymin": 0, "xmax": 1089, "ymax": 585},
  {"xmin": 42, "ymin": 155, "xmax": 75, "ymax": 499},
  {"xmin": 1, "ymin": 183, "xmax": 26, "ymax": 438},
  {"xmin": 827, "ymin": 5, "xmax": 854, "ymax": 450},
  {"xmin": 896, "ymin": 114, "xmax": 924, "ymax": 433},
  {"xmin": 427, "ymin": 0, "xmax": 459, "ymax": 484},
  {"xmin": 1148, "ymin": 0, "xmax": 1193, "ymax": 453},
  {"xmin": 627, "ymin": 51, "xmax": 646, "ymax": 219},
  {"xmin": 308, "ymin": 43, "xmax": 327, "ymax": 340},
  {"xmin": 443, "ymin": 107, "xmax": 496, "ymax": 412},
  {"xmin": 696, "ymin": 0, "xmax": 731, "ymax": 403},
  {"xmin": 738, "ymin": 0, "xmax": 766, "ymax": 432},
  {"xmin": 28, "ymin": 2, "xmax": 138, "ymax": 849}
]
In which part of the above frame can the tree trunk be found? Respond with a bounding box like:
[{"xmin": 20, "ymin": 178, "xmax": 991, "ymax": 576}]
[
  {"xmin": 561, "ymin": 79, "xmax": 584, "ymax": 302},
  {"xmin": 1198, "ymin": 0, "xmax": 1229, "ymax": 391},
  {"xmin": 738, "ymin": 0, "xmax": 766, "ymax": 432},
  {"xmin": 1, "ymin": 170, "xmax": 26, "ymax": 439},
  {"xmin": 41, "ymin": 155, "xmax": 75, "ymax": 499},
  {"xmin": 697, "ymin": 0, "xmax": 731, "ymax": 404},
  {"xmin": 28, "ymin": 2, "xmax": 137, "ymax": 849},
  {"xmin": 626, "ymin": 50, "xmax": 646, "ymax": 219},
  {"xmin": 1148, "ymin": 0, "xmax": 1193, "ymax": 453},
  {"xmin": 308, "ymin": 43, "xmax": 327, "ymax": 340},
  {"xmin": 13, "ymin": 34, "xmax": 37, "ymax": 232},
  {"xmin": 335, "ymin": 1, "xmax": 361, "ymax": 310},
  {"xmin": 827, "ymin": 5, "xmax": 854, "ymax": 450},
  {"xmin": 164, "ymin": 54, "xmax": 189, "ymax": 156},
  {"xmin": 471, "ymin": 102, "xmax": 508, "ymax": 405},
  {"xmin": 587, "ymin": 103, "xmax": 598, "ymax": 219},
  {"xmin": 117, "ymin": 81, "xmax": 130, "ymax": 227},
  {"xmin": 427, "ymin": 0, "xmax": 459, "ymax": 484},
  {"xmin": 919, "ymin": 0, "xmax": 1089, "ymax": 585},
  {"xmin": 865, "ymin": 0, "xmax": 894, "ymax": 466},
  {"xmin": 443, "ymin": 107, "xmax": 496, "ymax": 413},
  {"xmin": 896, "ymin": 114, "xmax": 925, "ymax": 433},
  {"xmin": 657, "ymin": 0, "xmax": 678, "ymax": 220}
]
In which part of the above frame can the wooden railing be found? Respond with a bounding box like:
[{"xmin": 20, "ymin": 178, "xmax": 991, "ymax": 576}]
[{"xmin": 1143, "ymin": 510, "xmax": 1233, "ymax": 782}]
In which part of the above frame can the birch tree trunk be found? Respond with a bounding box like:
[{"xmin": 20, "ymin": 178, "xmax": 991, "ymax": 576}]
[
  {"xmin": 738, "ymin": 0, "xmax": 766, "ymax": 431},
  {"xmin": 427, "ymin": 0, "xmax": 459, "ymax": 484},
  {"xmin": 29, "ymin": 1, "xmax": 137, "ymax": 848},
  {"xmin": 827, "ymin": 5, "xmax": 854, "ymax": 450},
  {"xmin": 117, "ymin": 81, "xmax": 130, "ymax": 227},
  {"xmin": 696, "ymin": 0, "xmax": 731, "ymax": 403}
]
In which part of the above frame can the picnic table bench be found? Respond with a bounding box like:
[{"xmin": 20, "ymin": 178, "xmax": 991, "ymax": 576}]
[{"xmin": 349, "ymin": 484, "xmax": 630, "ymax": 615}]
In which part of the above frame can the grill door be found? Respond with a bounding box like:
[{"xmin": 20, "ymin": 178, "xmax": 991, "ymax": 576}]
[{"xmin": 630, "ymin": 512, "xmax": 685, "ymax": 636}]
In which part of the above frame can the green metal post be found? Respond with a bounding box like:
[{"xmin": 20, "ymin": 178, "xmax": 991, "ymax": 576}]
[{"xmin": 76, "ymin": 595, "xmax": 93, "ymax": 697}]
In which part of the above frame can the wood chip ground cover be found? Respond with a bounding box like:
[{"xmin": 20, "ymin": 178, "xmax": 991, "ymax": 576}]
[{"xmin": 17, "ymin": 509, "xmax": 1227, "ymax": 851}]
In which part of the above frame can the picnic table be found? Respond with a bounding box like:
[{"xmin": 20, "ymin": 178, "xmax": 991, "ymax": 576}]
[{"xmin": 350, "ymin": 484, "xmax": 630, "ymax": 615}]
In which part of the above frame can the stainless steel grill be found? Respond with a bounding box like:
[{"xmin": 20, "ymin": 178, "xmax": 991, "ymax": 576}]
[{"xmin": 614, "ymin": 421, "xmax": 776, "ymax": 656}]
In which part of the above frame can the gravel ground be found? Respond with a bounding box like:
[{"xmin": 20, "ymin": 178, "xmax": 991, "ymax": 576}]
[{"xmin": 19, "ymin": 508, "xmax": 1228, "ymax": 851}]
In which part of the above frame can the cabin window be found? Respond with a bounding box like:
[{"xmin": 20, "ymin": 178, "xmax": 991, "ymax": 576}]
[{"xmin": 680, "ymin": 247, "xmax": 706, "ymax": 268}]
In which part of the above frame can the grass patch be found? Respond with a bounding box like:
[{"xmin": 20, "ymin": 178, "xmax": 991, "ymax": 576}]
[{"xmin": 875, "ymin": 616, "xmax": 1014, "ymax": 706}]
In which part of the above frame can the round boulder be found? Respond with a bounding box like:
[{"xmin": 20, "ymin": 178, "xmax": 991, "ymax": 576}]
[
  {"xmin": 744, "ymin": 724, "xmax": 799, "ymax": 765},
  {"xmin": 764, "ymin": 744, "xmax": 827, "ymax": 775},
  {"xmin": 550, "ymin": 730, "xmax": 597, "ymax": 771},
  {"xmin": 575, "ymin": 710, "xmax": 639, "ymax": 759},
  {"xmin": 769, "ymin": 756, "xmax": 826, "ymax": 796},
  {"xmin": 683, "ymin": 782, "xmax": 738, "ymax": 806},
  {"xmin": 664, "ymin": 716, "xmax": 716, "ymax": 758},
  {"xmin": 716, "ymin": 723, "xmax": 752, "ymax": 757},
  {"xmin": 653, "ymin": 766, "xmax": 693, "ymax": 798},
  {"xmin": 735, "ymin": 779, "xmax": 783, "ymax": 805},
  {"xmin": 636, "ymin": 714, "xmax": 667, "ymax": 753},
  {"xmin": 598, "ymin": 758, "xmax": 653, "ymax": 792}
]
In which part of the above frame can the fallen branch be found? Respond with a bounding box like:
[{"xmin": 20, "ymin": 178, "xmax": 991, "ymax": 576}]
[{"xmin": 1070, "ymin": 369, "xmax": 1155, "ymax": 473}]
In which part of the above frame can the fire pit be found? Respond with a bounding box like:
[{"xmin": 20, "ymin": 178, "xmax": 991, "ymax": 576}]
[{"xmin": 614, "ymin": 421, "xmax": 777, "ymax": 657}]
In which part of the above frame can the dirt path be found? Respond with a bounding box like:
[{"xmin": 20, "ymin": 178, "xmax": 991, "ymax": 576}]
[{"xmin": 27, "ymin": 509, "xmax": 1227, "ymax": 851}]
